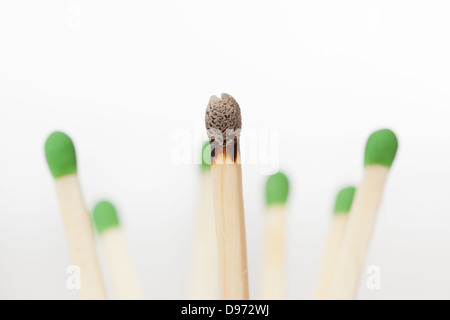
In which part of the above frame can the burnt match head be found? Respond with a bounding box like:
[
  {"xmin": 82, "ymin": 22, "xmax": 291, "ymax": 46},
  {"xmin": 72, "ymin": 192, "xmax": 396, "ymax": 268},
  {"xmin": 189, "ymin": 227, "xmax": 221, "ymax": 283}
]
[{"xmin": 205, "ymin": 93, "xmax": 242, "ymax": 147}]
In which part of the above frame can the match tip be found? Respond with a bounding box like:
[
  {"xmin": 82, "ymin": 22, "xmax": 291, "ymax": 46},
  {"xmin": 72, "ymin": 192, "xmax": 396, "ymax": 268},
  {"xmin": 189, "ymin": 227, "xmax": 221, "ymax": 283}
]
[
  {"xmin": 205, "ymin": 93, "xmax": 242, "ymax": 146},
  {"xmin": 334, "ymin": 186, "xmax": 356, "ymax": 215},
  {"xmin": 364, "ymin": 129, "xmax": 398, "ymax": 168},
  {"xmin": 44, "ymin": 131, "xmax": 77, "ymax": 179},
  {"xmin": 92, "ymin": 201, "xmax": 120, "ymax": 234},
  {"xmin": 265, "ymin": 171, "xmax": 290, "ymax": 206},
  {"xmin": 201, "ymin": 141, "xmax": 211, "ymax": 170}
]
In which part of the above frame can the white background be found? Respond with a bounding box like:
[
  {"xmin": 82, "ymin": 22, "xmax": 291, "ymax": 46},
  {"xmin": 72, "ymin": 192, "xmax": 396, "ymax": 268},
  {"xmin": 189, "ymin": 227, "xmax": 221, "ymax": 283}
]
[{"xmin": 0, "ymin": 1, "xmax": 449, "ymax": 299}]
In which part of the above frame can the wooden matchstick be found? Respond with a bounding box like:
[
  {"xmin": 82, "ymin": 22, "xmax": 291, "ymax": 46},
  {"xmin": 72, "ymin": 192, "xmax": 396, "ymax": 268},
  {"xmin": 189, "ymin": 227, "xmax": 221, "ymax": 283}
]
[
  {"xmin": 45, "ymin": 131, "xmax": 106, "ymax": 300},
  {"xmin": 314, "ymin": 186, "xmax": 356, "ymax": 300},
  {"xmin": 205, "ymin": 93, "xmax": 249, "ymax": 300},
  {"xmin": 327, "ymin": 129, "xmax": 398, "ymax": 300},
  {"xmin": 188, "ymin": 142, "xmax": 218, "ymax": 299},
  {"xmin": 260, "ymin": 172, "xmax": 290, "ymax": 300},
  {"xmin": 92, "ymin": 201, "xmax": 143, "ymax": 300}
]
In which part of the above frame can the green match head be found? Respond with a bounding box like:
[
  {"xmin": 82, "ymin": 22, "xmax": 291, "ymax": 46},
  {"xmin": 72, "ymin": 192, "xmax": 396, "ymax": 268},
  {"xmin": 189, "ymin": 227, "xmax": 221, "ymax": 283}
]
[
  {"xmin": 201, "ymin": 141, "xmax": 211, "ymax": 171},
  {"xmin": 364, "ymin": 129, "xmax": 398, "ymax": 168},
  {"xmin": 265, "ymin": 171, "xmax": 289, "ymax": 206},
  {"xmin": 45, "ymin": 131, "xmax": 77, "ymax": 179},
  {"xmin": 92, "ymin": 201, "xmax": 120, "ymax": 234},
  {"xmin": 334, "ymin": 186, "xmax": 356, "ymax": 215}
]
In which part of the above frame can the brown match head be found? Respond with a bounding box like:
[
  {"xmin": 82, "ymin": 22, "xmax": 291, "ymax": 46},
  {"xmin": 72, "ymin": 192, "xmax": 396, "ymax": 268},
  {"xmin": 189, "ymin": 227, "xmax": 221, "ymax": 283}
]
[{"xmin": 205, "ymin": 93, "xmax": 242, "ymax": 148}]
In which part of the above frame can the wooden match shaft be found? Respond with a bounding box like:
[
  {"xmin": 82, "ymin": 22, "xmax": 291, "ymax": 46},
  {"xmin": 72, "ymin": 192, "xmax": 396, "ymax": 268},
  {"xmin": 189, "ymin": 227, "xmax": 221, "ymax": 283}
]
[
  {"xmin": 100, "ymin": 227, "xmax": 143, "ymax": 300},
  {"xmin": 211, "ymin": 147, "xmax": 249, "ymax": 300},
  {"xmin": 189, "ymin": 171, "xmax": 217, "ymax": 299},
  {"xmin": 314, "ymin": 214, "xmax": 348, "ymax": 299},
  {"xmin": 55, "ymin": 174, "xmax": 106, "ymax": 300},
  {"xmin": 327, "ymin": 165, "xmax": 389, "ymax": 299},
  {"xmin": 260, "ymin": 205, "xmax": 286, "ymax": 300}
]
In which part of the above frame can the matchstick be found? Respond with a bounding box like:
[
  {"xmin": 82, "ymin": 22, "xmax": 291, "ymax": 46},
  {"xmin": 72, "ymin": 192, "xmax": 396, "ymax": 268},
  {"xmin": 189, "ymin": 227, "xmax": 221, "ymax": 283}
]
[
  {"xmin": 314, "ymin": 186, "xmax": 356, "ymax": 300},
  {"xmin": 92, "ymin": 201, "xmax": 143, "ymax": 300},
  {"xmin": 205, "ymin": 93, "xmax": 249, "ymax": 300},
  {"xmin": 45, "ymin": 131, "xmax": 106, "ymax": 300},
  {"xmin": 260, "ymin": 172, "xmax": 290, "ymax": 300},
  {"xmin": 327, "ymin": 129, "xmax": 398, "ymax": 300},
  {"xmin": 188, "ymin": 142, "xmax": 217, "ymax": 299}
]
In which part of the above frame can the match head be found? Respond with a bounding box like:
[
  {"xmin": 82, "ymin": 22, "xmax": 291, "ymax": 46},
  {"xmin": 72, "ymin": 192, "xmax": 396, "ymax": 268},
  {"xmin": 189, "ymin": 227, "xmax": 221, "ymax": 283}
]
[
  {"xmin": 364, "ymin": 129, "xmax": 398, "ymax": 168},
  {"xmin": 334, "ymin": 186, "xmax": 356, "ymax": 215},
  {"xmin": 205, "ymin": 93, "xmax": 242, "ymax": 147},
  {"xmin": 92, "ymin": 201, "xmax": 120, "ymax": 234},
  {"xmin": 45, "ymin": 131, "xmax": 77, "ymax": 179},
  {"xmin": 265, "ymin": 172, "xmax": 290, "ymax": 207},
  {"xmin": 201, "ymin": 141, "xmax": 211, "ymax": 171}
]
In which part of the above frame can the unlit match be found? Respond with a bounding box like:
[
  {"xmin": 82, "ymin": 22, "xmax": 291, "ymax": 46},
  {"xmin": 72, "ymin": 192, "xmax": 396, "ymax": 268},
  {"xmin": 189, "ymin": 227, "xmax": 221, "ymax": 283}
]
[
  {"xmin": 260, "ymin": 172, "xmax": 290, "ymax": 300},
  {"xmin": 45, "ymin": 131, "xmax": 106, "ymax": 300},
  {"xmin": 315, "ymin": 186, "xmax": 356, "ymax": 300},
  {"xmin": 327, "ymin": 129, "xmax": 398, "ymax": 300}
]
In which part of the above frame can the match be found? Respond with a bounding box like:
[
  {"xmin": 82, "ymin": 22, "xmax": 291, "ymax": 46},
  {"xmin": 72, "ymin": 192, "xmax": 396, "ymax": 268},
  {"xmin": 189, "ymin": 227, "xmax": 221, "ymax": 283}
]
[
  {"xmin": 327, "ymin": 129, "xmax": 398, "ymax": 300},
  {"xmin": 314, "ymin": 186, "xmax": 356, "ymax": 300},
  {"xmin": 45, "ymin": 131, "xmax": 106, "ymax": 300},
  {"xmin": 205, "ymin": 93, "xmax": 249, "ymax": 300},
  {"xmin": 188, "ymin": 142, "xmax": 217, "ymax": 299},
  {"xmin": 92, "ymin": 201, "xmax": 143, "ymax": 300},
  {"xmin": 260, "ymin": 172, "xmax": 290, "ymax": 300}
]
